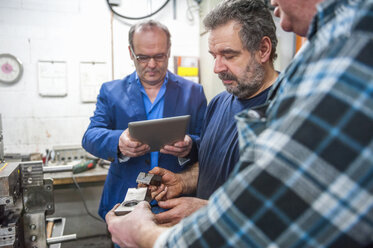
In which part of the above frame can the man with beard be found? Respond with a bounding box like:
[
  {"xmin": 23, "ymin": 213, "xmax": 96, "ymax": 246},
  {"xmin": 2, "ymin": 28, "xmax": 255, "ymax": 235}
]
[
  {"xmin": 147, "ymin": 0, "xmax": 279, "ymax": 226},
  {"xmin": 105, "ymin": 0, "xmax": 373, "ymax": 246},
  {"xmin": 82, "ymin": 20, "xmax": 207, "ymax": 220}
]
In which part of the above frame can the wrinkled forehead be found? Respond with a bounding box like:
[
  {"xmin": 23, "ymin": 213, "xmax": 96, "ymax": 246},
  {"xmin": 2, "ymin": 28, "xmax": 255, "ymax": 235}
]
[{"xmin": 208, "ymin": 21, "xmax": 244, "ymax": 52}]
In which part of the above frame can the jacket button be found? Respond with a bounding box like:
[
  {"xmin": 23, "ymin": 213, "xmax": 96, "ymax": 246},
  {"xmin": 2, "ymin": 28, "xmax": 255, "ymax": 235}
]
[{"xmin": 145, "ymin": 159, "xmax": 150, "ymax": 165}]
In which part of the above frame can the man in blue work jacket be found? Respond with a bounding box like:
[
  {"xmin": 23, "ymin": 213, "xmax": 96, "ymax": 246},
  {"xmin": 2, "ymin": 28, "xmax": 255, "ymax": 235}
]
[{"xmin": 82, "ymin": 20, "xmax": 207, "ymax": 219}]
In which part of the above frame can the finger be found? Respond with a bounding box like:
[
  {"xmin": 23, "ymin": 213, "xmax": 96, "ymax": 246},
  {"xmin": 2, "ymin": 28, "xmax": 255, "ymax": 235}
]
[
  {"xmin": 154, "ymin": 209, "xmax": 175, "ymax": 224},
  {"xmin": 105, "ymin": 203, "xmax": 120, "ymax": 222},
  {"xmin": 162, "ymin": 145, "xmax": 184, "ymax": 151},
  {"xmin": 149, "ymin": 184, "xmax": 164, "ymax": 193},
  {"xmin": 173, "ymin": 141, "xmax": 188, "ymax": 148},
  {"xmin": 158, "ymin": 222, "xmax": 175, "ymax": 227},
  {"xmin": 157, "ymin": 198, "xmax": 177, "ymax": 209},
  {"xmin": 122, "ymin": 145, "xmax": 150, "ymax": 157},
  {"xmin": 138, "ymin": 183, "xmax": 147, "ymax": 188},
  {"xmin": 154, "ymin": 188, "xmax": 168, "ymax": 201},
  {"xmin": 111, "ymin": 203, "xmax": 121, "ymax": 211},
  {"xmin": 149, "ymin": 167, "xmax": 166, "ymax": 176},
  {"xmin": 125, "ymin": 139, "xmax": 145, "ymax": 148},
  {"xmin": 150, "ymin": 184, "xmax": 165, "ymax": 198},
  {"xmin": 136, "ymin": 201, "xmax": 151, "ymax": 210}
]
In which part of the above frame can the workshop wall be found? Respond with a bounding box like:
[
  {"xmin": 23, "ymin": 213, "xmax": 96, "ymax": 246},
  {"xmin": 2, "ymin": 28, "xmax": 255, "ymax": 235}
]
[{"xmin": 0, "ymin": 0, "xmax": 201, "ymax": 155}]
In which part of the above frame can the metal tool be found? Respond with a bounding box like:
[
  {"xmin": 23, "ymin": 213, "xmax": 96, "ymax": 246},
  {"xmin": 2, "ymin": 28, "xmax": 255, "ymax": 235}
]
[{"xmin": 114, "ymin": 172, "xmax": 162, "ymax": 216}]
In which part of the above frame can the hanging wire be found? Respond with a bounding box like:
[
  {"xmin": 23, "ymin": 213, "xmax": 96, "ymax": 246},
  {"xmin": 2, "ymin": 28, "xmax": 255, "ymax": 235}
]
[
  {"xmin": 186, "ymin": 0, "xmax": 199, "ymax": 23},
  {"xmin": 106, "ymin": 0, "xmax": 171, "ymax": 20}
]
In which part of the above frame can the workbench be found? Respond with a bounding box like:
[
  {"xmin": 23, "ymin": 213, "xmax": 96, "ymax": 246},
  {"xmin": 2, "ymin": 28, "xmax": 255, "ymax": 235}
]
[{"xmin": 43, "ymin": 164, "xmax": 108, "ymax": 185}]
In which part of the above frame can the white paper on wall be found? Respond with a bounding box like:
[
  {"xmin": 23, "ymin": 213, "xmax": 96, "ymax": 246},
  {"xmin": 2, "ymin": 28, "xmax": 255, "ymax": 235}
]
[
  {"xmin": 79, "ymin": 62, "xmax": 108, "ymax": 103},
  {"xmin": 38, "ymin": 61, "xmax": 67, "ymax": 97}
]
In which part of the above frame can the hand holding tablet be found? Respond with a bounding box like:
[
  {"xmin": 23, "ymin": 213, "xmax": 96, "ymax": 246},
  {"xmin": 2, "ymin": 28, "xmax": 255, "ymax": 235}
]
[{"xmin": 128, "ymin": 115, "xmax": 191, "ymax": 152}]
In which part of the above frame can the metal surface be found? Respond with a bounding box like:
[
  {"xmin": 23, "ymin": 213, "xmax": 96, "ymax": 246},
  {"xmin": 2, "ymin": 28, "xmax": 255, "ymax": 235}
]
[
  {"xmin": 47, "ymin": 234, "xmax": 76, "ymax": 244},
  {"xmin": 1, "ymin": 161, "xmax": 79, "ymax": 248},
  {"xmin": 22, "ymin": 179, "xmax": 54, "ymax": 215},
  {"xmin": 136, "ymin": 172, "xmax": 161, "ymax": 186},
  {"xmin": 114, "ymin": 187, "xmax": 149, "ymax": 216},
  {"xmin": 0, "ymin": 161, "xmax": 23, "ymax": 248},
  {"xmin": 23, "ymin": 212, "xmax": 47, "ymax": 248},
  {"xmin": 53, "ymin": 145, "xmax": 86, "ymax": 163},
  {"xmin": 47, "ymin": 217, "xmax": 65, "ymax": 248},
  {"xmin": 0, "ymin": 162, "xmax": 21, "ymax": 205},
  {"xmin": 20, "ymin": 161, "xmax": 44, "ymax": 187},
  {"xmin": 0, "ymin": 209, "xmax": 22, "ymax": 247},
  {"xmin": 42, "ymin": 165, "xmax": 73, "ymax": 173}
]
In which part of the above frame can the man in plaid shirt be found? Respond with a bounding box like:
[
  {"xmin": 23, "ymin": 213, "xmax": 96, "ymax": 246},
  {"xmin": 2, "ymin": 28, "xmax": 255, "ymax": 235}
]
[{"xmin": 106, "ymin": 0, "xmax": 373, "ymax": 247}]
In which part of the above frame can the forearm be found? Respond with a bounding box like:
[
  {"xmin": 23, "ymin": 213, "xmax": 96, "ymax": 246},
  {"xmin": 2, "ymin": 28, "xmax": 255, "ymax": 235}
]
[
  {"xmin": 82, "ymin": 127, "xmax": 122, "ymax": 160},
  {"xmin": 179, "ymin": 162, "xmax": 199, "ymax": 195},
  {"xmin": 137, "ymin": 224, "xmax": 170, "ymax": 248}
]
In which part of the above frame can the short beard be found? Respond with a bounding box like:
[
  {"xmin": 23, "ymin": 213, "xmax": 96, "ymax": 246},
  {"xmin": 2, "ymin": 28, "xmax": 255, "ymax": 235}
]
[{"xmin": 219, "ymin": 61, "xmax": 265, "ymax": 99}]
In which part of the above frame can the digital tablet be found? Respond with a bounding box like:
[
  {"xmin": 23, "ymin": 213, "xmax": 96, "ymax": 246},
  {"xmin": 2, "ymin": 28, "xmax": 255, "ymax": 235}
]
[{"xmin": 128, "ymin": 115, "xmax": 190, "ymax": 152}]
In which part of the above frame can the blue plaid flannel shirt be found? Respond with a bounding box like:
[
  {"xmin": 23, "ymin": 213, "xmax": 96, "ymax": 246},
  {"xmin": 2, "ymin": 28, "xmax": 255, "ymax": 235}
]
[{"xmin": 156, "ymin": 0, "xmax": 373, "ymax": 247}]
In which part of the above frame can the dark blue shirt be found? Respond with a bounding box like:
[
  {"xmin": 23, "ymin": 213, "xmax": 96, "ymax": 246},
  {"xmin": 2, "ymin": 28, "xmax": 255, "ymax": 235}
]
[{"xmin": 196, "ymin": 88, "xmax": 270, "ymax": 199}]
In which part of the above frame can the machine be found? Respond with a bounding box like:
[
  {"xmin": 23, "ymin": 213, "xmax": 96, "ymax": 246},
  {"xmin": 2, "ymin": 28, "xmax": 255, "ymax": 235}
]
[{"xmin": 0, "ymin": 160, "xmax": 76, "ymax": 248}]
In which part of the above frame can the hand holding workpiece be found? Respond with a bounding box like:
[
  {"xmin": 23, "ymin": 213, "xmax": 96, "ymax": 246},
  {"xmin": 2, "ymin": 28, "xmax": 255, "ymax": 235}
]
[
  {"xmin": 148, "ymin": 167, "xmax": 184, "ymax": 201},
  {"xmin": 106, "ymin": 202, "xmax": 165, "ymax": 248},
  {"xmin": 155, "ymin": 197, "xmax": 208, "ymax": 226}
]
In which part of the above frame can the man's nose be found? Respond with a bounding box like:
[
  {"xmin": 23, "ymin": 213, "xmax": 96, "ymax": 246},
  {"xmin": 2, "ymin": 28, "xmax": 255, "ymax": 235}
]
[
  {"xmin": 213, "ymin": 57, "xmax": 227, "ymax": 74},
  {"xmin": 147, "ymin": 58, "xmax": 157, "ymax": 68}
]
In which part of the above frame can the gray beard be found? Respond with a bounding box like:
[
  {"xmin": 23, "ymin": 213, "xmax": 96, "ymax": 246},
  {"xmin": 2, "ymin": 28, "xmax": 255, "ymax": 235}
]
[{"xmin": 226, "ymin": 61, "xmax": 265, "ymax": 99}]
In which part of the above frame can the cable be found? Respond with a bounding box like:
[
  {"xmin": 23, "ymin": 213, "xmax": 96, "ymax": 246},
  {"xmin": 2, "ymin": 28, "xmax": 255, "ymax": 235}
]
[
  {"xmin": 186, "ymin": 0, "xmax": 199, "ymax": 23},
  {"xmin": 106, "ymin": 0, "xmax": 171, "ymax": 20},
  {"xmin": 72, "ymin": 175, "xmax": 105, "ymax": 223}
]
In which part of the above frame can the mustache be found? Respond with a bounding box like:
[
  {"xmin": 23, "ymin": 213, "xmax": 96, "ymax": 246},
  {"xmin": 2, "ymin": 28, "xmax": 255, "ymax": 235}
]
[{"xmin": 218, "ymin": 72, "xmax": 237, "ymax": 81}]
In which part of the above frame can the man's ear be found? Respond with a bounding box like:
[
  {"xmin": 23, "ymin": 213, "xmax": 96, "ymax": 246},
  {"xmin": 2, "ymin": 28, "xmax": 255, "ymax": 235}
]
[
  {"xmin": 128, "ymin": 46, "xmax": 134, "ymax": 60},
  {"xmin": 257, "ymin": 36, "xmax": 272, "ymax": 64}
]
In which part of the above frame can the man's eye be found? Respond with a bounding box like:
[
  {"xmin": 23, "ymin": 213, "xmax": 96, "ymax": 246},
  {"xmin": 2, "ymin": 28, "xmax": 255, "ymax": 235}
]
[
  {"xmin": 154, "ymin": 54, "xmax": 165, "ymax": 59},
  {"xmin": 138, "ymin": 55, "xmax": 150, "ymax": 61},
  {"xmin": 224, "ymin": 55, "xmax": 235, "ymax": 60}
]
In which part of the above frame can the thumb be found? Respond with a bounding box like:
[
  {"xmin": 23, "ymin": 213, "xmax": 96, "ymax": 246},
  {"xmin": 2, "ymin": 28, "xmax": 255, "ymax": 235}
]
[
  {"xmin": 137, "ymin": 201, "xmax": 151, "ymax": 210},
  {"xmin": 149, "ymin": 167, "xmax": 166, "ymax": 176}
]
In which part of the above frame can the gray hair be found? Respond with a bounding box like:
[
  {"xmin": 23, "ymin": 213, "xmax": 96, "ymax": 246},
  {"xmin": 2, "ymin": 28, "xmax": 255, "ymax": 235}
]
[
  {"xmin": 204, "ymin": 0, "xmax": 277, "ymax": 61},
  {"xmin": 128, "ymin": 20, "xmax": 171, "ymax": 51}
]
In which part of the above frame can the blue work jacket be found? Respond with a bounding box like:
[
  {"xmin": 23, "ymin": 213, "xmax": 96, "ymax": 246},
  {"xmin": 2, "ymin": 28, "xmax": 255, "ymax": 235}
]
[{"xmin": 82, "ymin": 71, "xmax": 207, "ymax": 219}]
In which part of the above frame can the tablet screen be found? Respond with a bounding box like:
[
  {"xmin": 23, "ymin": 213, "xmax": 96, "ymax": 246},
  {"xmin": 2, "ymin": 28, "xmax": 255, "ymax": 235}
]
[{"xmin": 128, "ymin": 115, "xmax": 190, "ymax": 152}]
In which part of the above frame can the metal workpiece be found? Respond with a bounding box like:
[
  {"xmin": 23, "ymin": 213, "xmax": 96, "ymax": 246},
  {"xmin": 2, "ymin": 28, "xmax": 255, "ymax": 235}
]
[
  {"xmin": 42, "ymin": 164, "xmax": 73, "ymax": 173},
  {"xmin": 23, "ymin": 213, "xmax": 46, "ymax": 248},
  {"xmin": 114, "ymin": 187, "xmax": 150, "ymax": 216},
  {"xmin": 1, "ymin": 160, "xmax": 77, "ymax": 248},
  {"xmin": 0, "ymin": 205, "xmax": 23, "ymax": 247},
  {"xmin": 0, "ymin": 162, "xmax": 21, "ymax": 205},
  {"xmin": 115, "ymin": 172, "xmax": 163, "ymax": 216},
  {"xmin": 20, "ymin": 161, "xmax": 44, "ymax": 187},
  {"xmin": 47, "ymin": 234, "xmax": 77, "ymax": 244},
  {"xmin": 136, "ymin": 172, "xmax": 162, "ymax": 186},
  {"xmin": 22, "ymin": 178, "xmax": 54, "ymax": 215}
]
